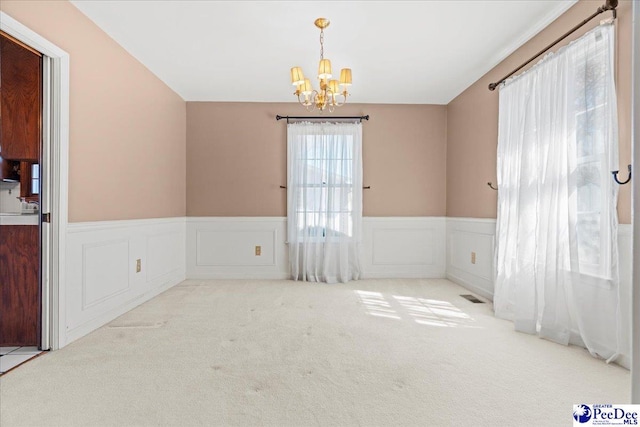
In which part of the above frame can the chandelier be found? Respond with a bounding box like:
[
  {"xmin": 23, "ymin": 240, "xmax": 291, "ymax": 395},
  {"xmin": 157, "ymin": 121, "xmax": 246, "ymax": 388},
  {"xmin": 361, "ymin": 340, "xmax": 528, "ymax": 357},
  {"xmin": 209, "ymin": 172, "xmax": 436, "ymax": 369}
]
[{"xmin": 289, "ymin": 18, "xmax": 352, "ymax": 112}]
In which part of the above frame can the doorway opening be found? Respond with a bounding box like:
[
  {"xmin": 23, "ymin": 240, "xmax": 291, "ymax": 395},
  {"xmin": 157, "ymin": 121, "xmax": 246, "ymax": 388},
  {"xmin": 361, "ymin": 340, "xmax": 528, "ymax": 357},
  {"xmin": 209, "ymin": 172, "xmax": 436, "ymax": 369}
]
[{"xmin": 0, "ymin": 11, "xmax": 70, "ymax": 355}]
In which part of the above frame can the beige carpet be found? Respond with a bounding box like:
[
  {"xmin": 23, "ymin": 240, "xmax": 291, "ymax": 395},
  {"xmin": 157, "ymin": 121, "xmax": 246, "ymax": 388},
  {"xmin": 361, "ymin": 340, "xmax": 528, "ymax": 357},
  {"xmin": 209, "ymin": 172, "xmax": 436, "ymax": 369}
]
[{"xmin": 0, "ymin": 279, "xmax": 630, "ymax": 426}]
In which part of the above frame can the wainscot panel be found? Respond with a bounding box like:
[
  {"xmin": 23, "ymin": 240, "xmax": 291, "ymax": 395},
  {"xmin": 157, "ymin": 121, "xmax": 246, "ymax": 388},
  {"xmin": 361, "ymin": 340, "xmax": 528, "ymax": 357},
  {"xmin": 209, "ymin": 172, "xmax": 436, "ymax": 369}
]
[
  {"xmin": 186, "ymin": 217, "xmax": 447, "ymax": 280},
  {"xmin": 446, "ymin": 218, "xmax": 497, "ymax": 300},
  {"xmin": 362, "ymin": 217, "xmax": 446, "ymax": 278},
  {"xmin": 64, "ymin": 217, "xmax": 186, "ymax": 346},
  {"xmin": 187, "ymin": 218, "xmax": 288, "ymax": 279}
]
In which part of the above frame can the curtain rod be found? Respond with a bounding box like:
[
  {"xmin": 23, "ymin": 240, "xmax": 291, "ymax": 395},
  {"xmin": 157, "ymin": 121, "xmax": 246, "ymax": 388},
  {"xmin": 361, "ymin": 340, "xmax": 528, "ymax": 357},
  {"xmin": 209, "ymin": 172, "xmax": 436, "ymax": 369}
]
[
  {"xmin": 276, "ymin": 115, "xmax": 369, "ymax": 123},
  {"xmin": 488, "ymin": 0, "xmax": 618, "ymax": 91}
]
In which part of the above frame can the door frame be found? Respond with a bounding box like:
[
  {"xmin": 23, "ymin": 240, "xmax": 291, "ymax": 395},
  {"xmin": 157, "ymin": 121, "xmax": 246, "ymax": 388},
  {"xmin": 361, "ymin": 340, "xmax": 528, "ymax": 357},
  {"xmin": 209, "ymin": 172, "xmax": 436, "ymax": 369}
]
[
  {"xmin": 1, "ymin": 12, "xmax": 69, "ymax": 350},
  {"xmin": 631, "ymin": 0, "xmax": 639, "ymax": 404}
]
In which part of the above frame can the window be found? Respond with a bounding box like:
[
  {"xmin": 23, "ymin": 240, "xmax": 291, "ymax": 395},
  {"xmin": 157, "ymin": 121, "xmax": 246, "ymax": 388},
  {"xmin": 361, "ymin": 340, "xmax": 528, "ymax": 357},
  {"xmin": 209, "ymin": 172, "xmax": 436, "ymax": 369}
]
[
  {"xmin": 31, "ymin": 163, "xmax": 39, "ymax": 195},
  {"xmin": 574, "ymin": 37, "xmax": 614, "ymax": 279},
  {"xmin": 293, "ymin": 134, "xmax": 355, "ymax": 239},
  {"xmin": 17, "ymin": 161, "xmax": 39, "ymax": 200},
  {"xmin": 287, "ymin": 122, "xmax": 362, "ymax": 243}
]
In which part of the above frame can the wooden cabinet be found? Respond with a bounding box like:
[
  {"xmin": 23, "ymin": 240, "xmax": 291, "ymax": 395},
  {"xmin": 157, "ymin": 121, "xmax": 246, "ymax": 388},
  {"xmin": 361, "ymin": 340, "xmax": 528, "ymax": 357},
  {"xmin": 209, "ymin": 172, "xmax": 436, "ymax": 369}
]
[
  {"xmin": 0, "ymin": 225, "xmax": 40, "ymax": 346},
  {"xmin": 0, "ymin": 32, "xmax": 42, "ymax": 161}
]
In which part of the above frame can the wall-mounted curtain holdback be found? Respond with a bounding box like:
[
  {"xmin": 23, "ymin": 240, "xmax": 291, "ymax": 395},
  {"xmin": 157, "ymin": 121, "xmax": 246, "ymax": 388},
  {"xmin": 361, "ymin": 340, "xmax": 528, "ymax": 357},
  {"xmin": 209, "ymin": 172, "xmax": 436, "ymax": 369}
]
[{"xmin": 612, "ymin": 164, "xmax": 632, "ymax": 185}]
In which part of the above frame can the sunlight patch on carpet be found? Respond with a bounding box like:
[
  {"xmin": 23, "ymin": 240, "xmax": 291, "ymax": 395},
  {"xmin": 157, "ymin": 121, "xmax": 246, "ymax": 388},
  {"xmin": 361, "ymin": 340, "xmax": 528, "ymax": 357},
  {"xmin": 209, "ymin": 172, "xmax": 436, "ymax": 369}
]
[
  {"xmin": 356, "ymin": 290, "xmax": 401, "ymax": 320},
  {"xmin": 356, "ymin": 290, "xmax": 480, "ymax": 328}
]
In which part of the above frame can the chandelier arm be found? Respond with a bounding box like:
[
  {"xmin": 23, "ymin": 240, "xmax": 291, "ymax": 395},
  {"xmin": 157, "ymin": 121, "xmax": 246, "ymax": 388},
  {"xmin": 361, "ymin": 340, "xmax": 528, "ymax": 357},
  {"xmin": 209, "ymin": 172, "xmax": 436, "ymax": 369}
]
[
  {"xmin": 296, "ymin": 93, "xmax": 309, "ymax": 108},
  {"xmin": 325, "ymin": 88, "xmax": 334, "ymax": 107},
  {"xmin": 332, "ymin": 91, "xmax": 348, "ymax": 107},
  {"xmin": 323, "ymin": 88, "xmax": 346, "ymax": 108},
  {"xmin": 310, "ymin": 89, "xmax": 320, "ymax": 112}
]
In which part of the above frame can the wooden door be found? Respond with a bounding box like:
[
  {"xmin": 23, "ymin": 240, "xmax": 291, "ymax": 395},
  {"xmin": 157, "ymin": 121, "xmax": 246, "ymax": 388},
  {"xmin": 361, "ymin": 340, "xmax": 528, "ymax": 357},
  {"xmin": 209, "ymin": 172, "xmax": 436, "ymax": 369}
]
[{"xmin": 0, "ymin": 225, "xmax": 40, "ymax": 346}]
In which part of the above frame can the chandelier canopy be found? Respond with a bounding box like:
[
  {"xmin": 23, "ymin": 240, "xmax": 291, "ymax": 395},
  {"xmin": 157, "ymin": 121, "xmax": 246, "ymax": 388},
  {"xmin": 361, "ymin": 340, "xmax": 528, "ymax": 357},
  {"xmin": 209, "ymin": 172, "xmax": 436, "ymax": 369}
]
[{"xmin": 290, "ymin": 18, "xmax": 352, "ymax": 112}]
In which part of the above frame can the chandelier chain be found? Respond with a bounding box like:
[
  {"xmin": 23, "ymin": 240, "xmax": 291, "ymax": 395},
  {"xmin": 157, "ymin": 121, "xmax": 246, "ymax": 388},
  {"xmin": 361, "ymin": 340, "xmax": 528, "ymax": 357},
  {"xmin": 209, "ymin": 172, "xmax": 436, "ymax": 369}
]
[{"xmin": 320, "ymin": 29, "xmax": 324, "ymax": 60}]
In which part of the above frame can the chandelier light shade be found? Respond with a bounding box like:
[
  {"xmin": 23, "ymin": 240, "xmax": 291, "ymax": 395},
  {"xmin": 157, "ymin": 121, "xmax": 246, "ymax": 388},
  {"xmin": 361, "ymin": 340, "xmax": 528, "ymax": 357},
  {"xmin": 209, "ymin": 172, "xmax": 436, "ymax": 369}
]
[
  {"xmin": 300, "ymin": 78, "xmax": 313, "ymax": 96},
  {"xmin": 339, "ymin": 68, "xmax": 352, "ymax": 86},
  {"xmin": 290, "ymin": 67, "xmax": 305, "ymax": 86},
  {"xmin": 328, "ymin": 80, "xmax": 340, "ymax": 95},
  {"xmin": 317, "ymin": 59, "xmax": 332, "ymax": 80},
  {"xmin": 289, "ymin": 17, "xmax": 352, "ymax": 112}
]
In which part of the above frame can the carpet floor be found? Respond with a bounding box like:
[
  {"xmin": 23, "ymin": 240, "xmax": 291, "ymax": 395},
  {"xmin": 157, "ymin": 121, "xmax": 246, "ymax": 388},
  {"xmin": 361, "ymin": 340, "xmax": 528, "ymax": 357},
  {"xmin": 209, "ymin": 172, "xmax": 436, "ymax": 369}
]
[{"xmin": 0, "ymin": 279, "xmax": 630, "ymax": 426}]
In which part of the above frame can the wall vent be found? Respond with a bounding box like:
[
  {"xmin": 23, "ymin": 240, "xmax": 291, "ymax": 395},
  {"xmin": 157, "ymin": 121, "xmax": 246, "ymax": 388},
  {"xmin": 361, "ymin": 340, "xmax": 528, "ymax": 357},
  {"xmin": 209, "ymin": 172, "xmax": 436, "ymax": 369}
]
[{"xmin": 460, "ymin": 294, "xmax": 484, "ymax": 304}]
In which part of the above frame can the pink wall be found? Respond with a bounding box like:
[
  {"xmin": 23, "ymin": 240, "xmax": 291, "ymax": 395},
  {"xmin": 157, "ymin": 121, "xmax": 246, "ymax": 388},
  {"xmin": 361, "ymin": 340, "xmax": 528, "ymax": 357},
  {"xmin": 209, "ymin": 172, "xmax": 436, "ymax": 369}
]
[
  {"xmin": 3, "ymin": 1, "xmax": 631, "ymax": 222},
  {"xmin": 446, "ymin": 0, "xmax": 633, "ymax": 223},
  {"xmin": 187, "ymin": 103, "xmax": 447, "ymax": 217},
  {"xmin": 0, "ymin": 1, "xmax": 187, "ymax": 222}
]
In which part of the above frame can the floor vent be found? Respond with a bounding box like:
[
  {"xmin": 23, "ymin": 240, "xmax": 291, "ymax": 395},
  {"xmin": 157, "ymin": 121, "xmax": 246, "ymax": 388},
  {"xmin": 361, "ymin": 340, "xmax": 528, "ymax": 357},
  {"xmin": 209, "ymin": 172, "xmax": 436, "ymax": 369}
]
[{"xmin": 460, "ymin": 294, "xmax": 484, "ymax": 304}]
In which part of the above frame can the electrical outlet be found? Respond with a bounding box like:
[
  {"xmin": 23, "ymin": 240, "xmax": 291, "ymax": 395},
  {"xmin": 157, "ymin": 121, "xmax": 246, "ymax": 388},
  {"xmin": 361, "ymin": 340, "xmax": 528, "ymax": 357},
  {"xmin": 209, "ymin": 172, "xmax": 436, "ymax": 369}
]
[
  {"xmin": 471, "ymin": 252, "xmax": 476, "ymax": 264},
  {"xmin": 255, "ymin": 246, "xmax": 261, "ymax": 256},
  {"xmin": 136, "ymin": 259, "xmax": 142, "ymax": 273}
]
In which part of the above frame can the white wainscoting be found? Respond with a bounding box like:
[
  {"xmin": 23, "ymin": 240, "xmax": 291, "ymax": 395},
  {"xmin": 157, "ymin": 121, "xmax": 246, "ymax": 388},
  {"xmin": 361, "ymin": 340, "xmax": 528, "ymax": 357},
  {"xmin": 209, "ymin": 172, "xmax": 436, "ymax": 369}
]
[
  {"xmin": 446, "ymin": 217, "xmax": 632, "ymax": 368},
  {"xmin": 362, "ymin": 217, "xmax": 446, "ymax": 278},
  {"xmin": 617, "ymin": 224, "xmax": 632, "ymax": 369},
  {"xmin": 60, "ymin": 215, "xmax": 631, "ymax": 367},
  {"xmin": 64, "ymin": 217, "xmax": 186, "ymax": 346},
  {"xmin": 446, "ymin": 217, "xmax": 497, "ymax": 300},
  {"xmin": 187, "ymin": 217, "xmax": 289, "ymax": 279},
  {"xmin": 186, "ymin": 217, "xmax": 447, "ymax": 280}
]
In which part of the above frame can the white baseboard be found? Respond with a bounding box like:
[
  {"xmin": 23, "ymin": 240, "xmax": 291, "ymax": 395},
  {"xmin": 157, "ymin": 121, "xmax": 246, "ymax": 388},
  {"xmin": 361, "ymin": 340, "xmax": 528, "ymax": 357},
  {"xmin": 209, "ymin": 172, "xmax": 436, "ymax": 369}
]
[
  {"xmin": 63, "ymin": 217, "xmax": 186, "ymax": 347},
  {"xmin": 446, "ymin": 272, "xmax": 494, "ymax": 301},
  {"xmin": 64, "ymin": 269, "xmax": 183, "ymax": 345},
  {"xmin": 616, "ymin": 354, "xmax": 631, "ymax": 370}
]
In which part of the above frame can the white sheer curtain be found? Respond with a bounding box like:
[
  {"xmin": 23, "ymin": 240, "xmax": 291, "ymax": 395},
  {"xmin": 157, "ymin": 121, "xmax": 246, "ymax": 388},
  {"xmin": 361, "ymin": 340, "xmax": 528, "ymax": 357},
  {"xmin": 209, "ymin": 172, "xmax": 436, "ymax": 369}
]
[
  {"xmin": 494, "ymin": 23, "xmax": 621, "ymax": 362},
  {"xmin": 287, "ymin": 121, "xmax": 363, "ymax": 283}
]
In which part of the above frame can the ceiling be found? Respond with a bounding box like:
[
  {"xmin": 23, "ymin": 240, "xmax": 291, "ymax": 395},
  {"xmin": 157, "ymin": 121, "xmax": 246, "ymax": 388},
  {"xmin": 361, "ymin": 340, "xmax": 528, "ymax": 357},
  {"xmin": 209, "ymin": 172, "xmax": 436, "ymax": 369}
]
[{"xmin": 70, "ymin": 0, "xmax": 577, "ymax": 105}]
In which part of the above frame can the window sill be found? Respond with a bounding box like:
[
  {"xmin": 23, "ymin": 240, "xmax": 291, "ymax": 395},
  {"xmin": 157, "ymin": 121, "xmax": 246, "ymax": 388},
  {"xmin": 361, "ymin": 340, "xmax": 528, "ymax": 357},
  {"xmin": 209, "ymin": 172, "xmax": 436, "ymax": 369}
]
[{"xmin": 576, "ymin": 271, "xmax": 614, "ymax": 289}]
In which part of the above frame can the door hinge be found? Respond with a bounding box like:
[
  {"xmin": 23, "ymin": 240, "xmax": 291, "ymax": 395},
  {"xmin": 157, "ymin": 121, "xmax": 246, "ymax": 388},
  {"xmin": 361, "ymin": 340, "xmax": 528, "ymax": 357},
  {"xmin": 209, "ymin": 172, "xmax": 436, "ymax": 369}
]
[{"xmin": 41, "ymin": 212, "xmax": 51, "ymax": 223}]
